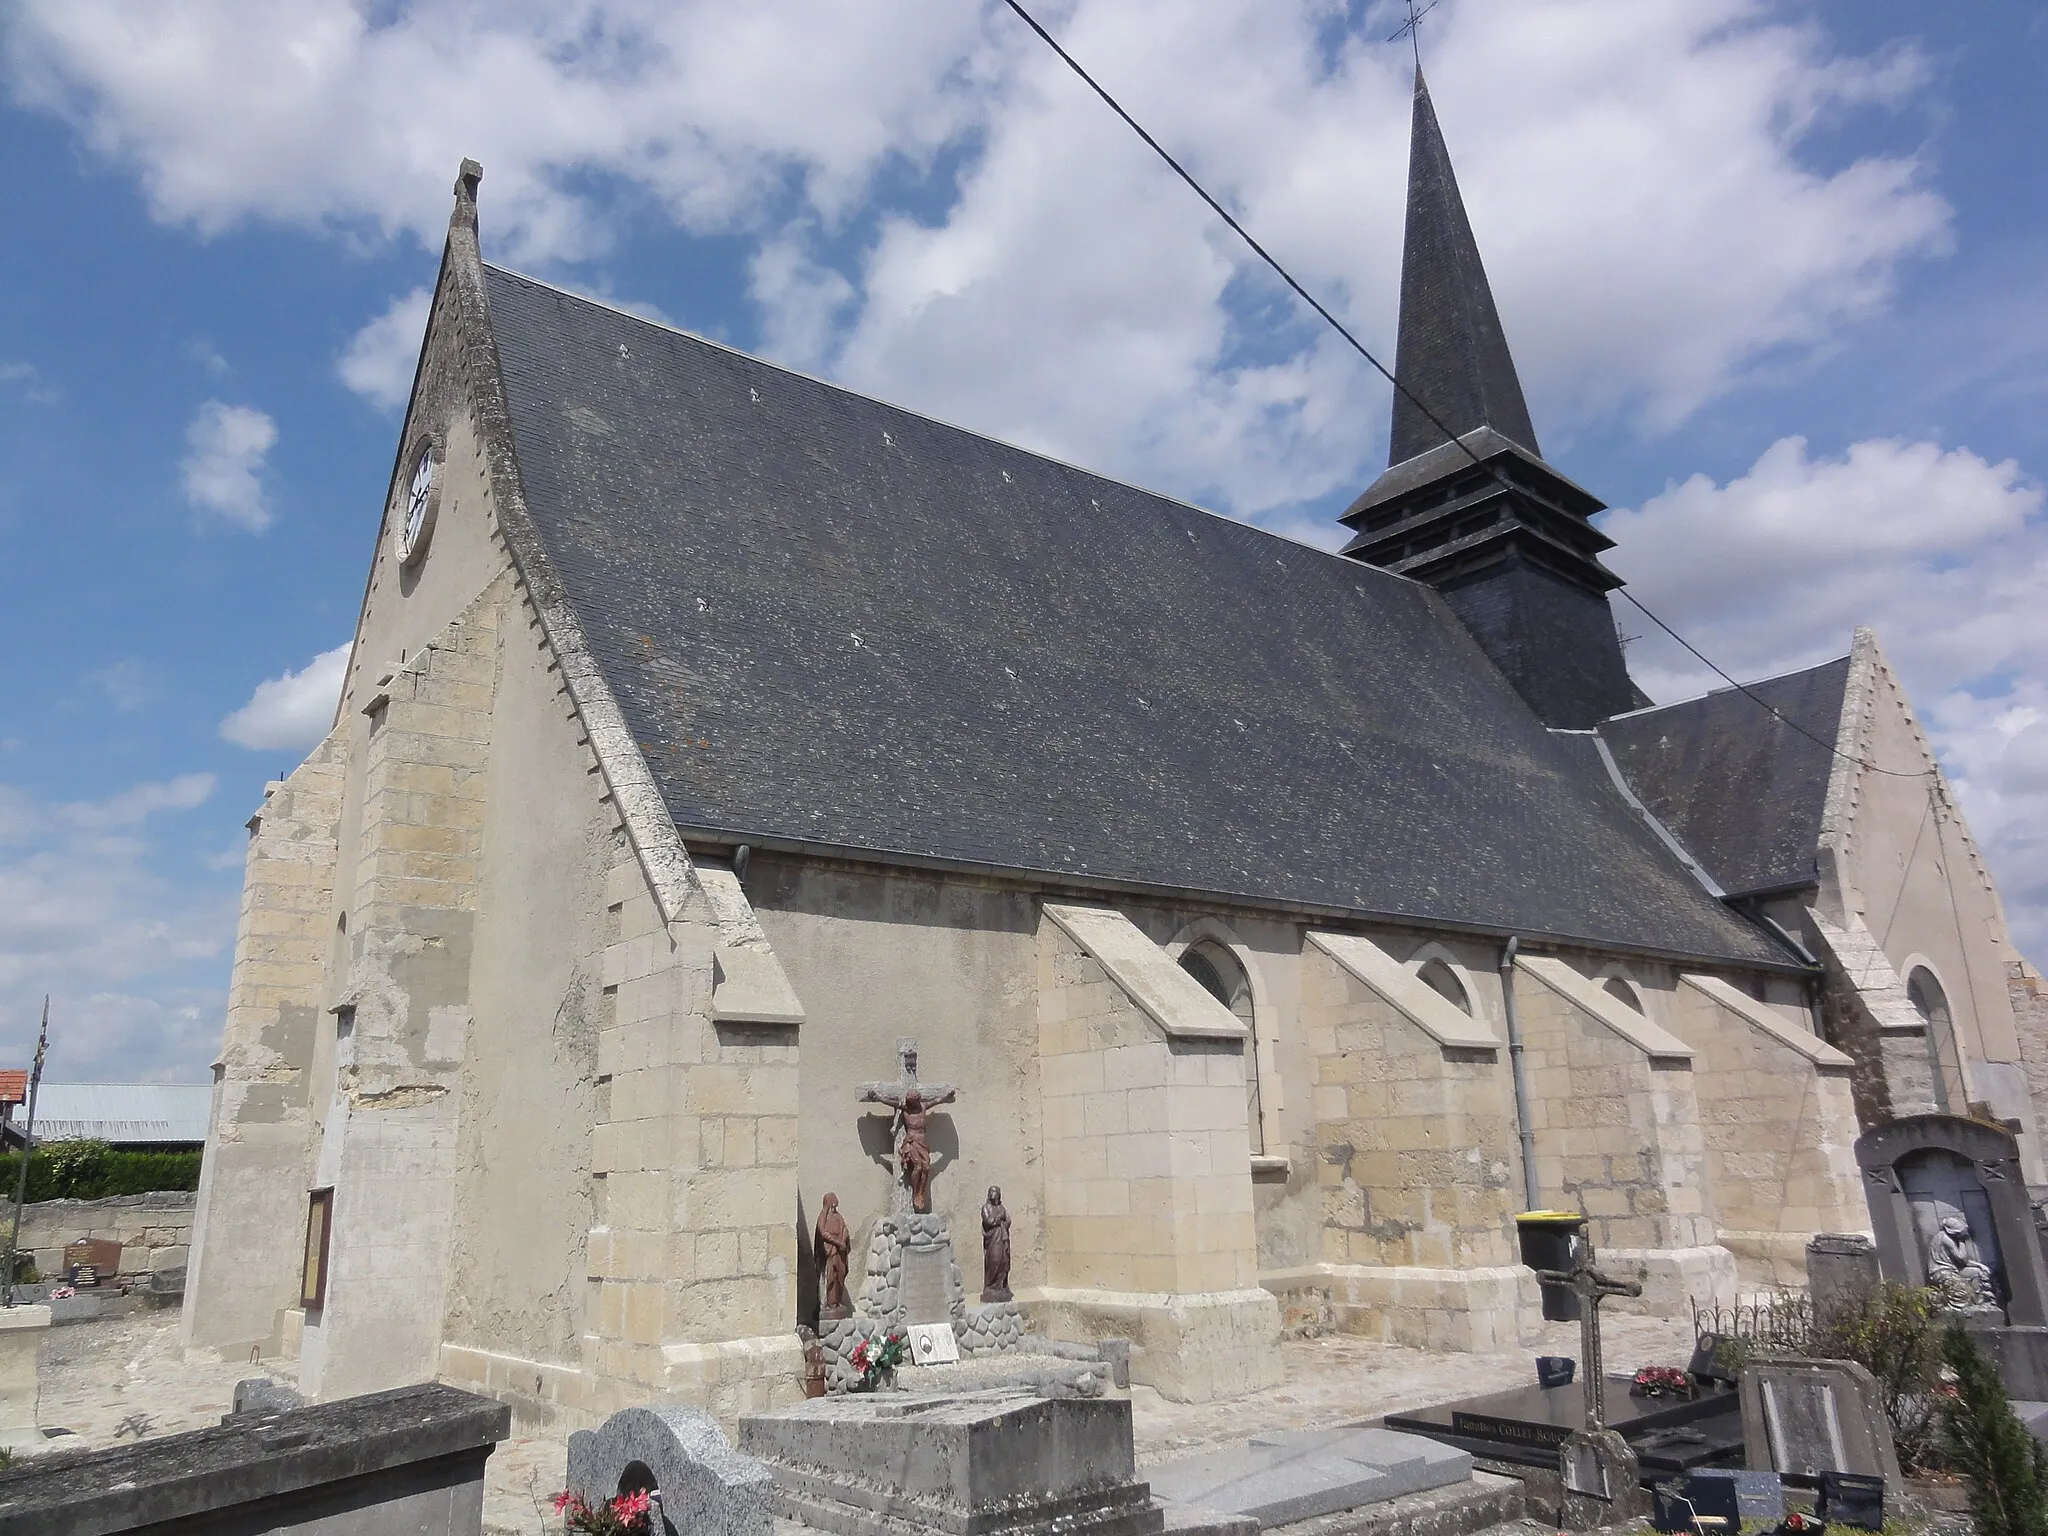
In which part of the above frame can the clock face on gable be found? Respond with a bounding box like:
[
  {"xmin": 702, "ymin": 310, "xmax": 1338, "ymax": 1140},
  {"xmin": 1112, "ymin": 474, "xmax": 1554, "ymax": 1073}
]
[{"xmin": 396, "ymin": 441, "xmax": 441, "ymax": 566}]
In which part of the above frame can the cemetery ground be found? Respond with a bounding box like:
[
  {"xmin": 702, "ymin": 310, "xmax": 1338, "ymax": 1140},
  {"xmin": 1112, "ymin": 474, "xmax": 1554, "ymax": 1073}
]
[{"xmin": 12, "ymin": 1305, "xmax": 1737, "ymax": 1535}]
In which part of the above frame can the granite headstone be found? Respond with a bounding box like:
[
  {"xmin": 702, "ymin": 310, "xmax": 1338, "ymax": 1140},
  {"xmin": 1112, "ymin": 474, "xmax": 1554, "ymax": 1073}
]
[
  {"xmin": 1738, "ymin": 1358, "xmax": 1899, "ymax": 1489},
  {"xmin": 566, "ymin": 1403, "xmax": 775, "ymax": 1536}
]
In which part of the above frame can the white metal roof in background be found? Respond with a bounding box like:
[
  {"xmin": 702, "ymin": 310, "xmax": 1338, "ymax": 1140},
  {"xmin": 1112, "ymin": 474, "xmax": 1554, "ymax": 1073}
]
[{"xmin": 19, "ymin": 1083, "xmax": 212, "ymax": 1145}]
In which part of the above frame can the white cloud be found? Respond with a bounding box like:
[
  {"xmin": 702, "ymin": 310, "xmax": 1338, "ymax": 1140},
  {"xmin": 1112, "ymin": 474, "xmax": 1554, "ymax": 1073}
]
[
  {"xmin": 4, "ymin": 0, "xmax": 988, "ymax": 264},
  {"xmin": 338, "ymin": 287, "xmax": 432, "ymax": 410},
  {"xmin": 0, "ymin": 777, "xmax": 233, "ymax": 1081},
  {"xmin": 1607, "ymin": 434, "xmax": 2048, "ymax": 958},
  {"xmin": 180, "ymin": 400, "xmax": 277, "ymax": 530},
  {"xmin": 61, "ymin": 772, "xmax": 217, "ymax": 830},
  {"xmin": 219, "ymin": 643, "xmax": 350, "ymax": 752},
  {"xmin": 9, "ymin": 0, "xmax": 1950, "ymax": 504}
]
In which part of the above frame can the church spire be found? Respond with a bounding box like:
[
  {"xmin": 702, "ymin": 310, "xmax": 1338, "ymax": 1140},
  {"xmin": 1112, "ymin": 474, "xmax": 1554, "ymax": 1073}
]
[
  {"xmin": 1337, "ymin": 71, "xmax": 1641, "ymax": 730},
  {"xmin": 1388, "ymin": 67, "xmax": 1539, "ymax": 466}
]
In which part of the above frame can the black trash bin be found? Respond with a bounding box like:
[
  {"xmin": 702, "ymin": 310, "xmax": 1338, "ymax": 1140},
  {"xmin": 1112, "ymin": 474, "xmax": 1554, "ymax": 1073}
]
[{"xmin": 1515, "ymin": 1210, "xmax": 1585, "ymax": 1322}]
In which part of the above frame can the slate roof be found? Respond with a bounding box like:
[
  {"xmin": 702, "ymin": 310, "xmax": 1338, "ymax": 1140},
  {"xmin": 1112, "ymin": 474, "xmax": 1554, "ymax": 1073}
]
[
  {"xmin": 1599, "ymin": 657, "xmax": 1852, "ymax": 898},
  {"xmin": 1386, "ymin": 70, "xmax": 1540, "ymax": 467},
  {"xmin": 481, "ymin": 265, "xmax": 1787, "ymax": 966}
]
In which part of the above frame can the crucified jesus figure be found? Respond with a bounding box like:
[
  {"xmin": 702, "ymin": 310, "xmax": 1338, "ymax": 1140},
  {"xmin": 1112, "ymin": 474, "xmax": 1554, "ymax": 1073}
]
[{"xmin": 859, "ymin": 1039, "xmax": 958, "ymax": 1214}]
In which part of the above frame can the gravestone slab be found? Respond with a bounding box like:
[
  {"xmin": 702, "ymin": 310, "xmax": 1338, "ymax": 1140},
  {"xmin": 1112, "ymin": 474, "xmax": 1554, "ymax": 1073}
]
[
  {"xmin": 1807, "ymin": 1235, "xmax": 1880, "ymax": 1321},
  {"xmin": 909, "ymin": 1322, "xmax": 960, "ymax": 1366},
  {"xmin": 1386, "ymin": 1376, "xmax": 1741, "ymax": 1478},
  {"xmin": 228, "ymin": 1378, "xmax": 306, "ymax": 1419},
  {"xmin": 1739, "ymin": 1358, "xmax": 1899, "ymax": 1489},
  {"xmin": 0, "ymin": 1382, "xmax": 505, "ymax": 1535},
  {"xmin": 567, "ymin": 1403, "xmax": 774, "ymax": 1536},
  {"xmin": 1145, "ymin": 1427, "xmax": 1470, "ymax": 1528},
  {"xmin": 740, "ymin": 1390, "xmax": 1162, "ymax": 1536}
]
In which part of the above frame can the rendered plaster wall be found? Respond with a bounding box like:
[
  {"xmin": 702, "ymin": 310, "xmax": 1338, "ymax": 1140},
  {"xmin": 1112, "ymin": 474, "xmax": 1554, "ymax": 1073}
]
[
  {"xmin": 437, "ymin": 579, "xmax": 613, "ymax": 1423},
  {"xmin": 1667, "ymin": 981, "xmax": 1864, "ymax": 1287},
  {"xmin": 181, "ymin": 735, "xmax": 345, "ymax": 1355},
  {"xmin": 1512, "ymin": 956, "xmax": 1726, "ymax": 1308},
  {"xmin": 298, "ymin": 590, "xmax": 502, "ymax": 1402},
  {"xmin": 745, "ymin": 860, "xmax": 1043, "ymax": 1312}
]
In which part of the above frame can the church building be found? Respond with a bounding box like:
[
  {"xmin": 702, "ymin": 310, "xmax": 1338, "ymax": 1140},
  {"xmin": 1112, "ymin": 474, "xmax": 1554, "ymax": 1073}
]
[{"xmin": 180, "ymin": 72, "xmax": 2048, "ymax": 1424}]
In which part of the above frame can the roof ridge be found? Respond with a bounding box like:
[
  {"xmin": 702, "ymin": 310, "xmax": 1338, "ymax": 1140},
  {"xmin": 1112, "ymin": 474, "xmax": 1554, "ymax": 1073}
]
[
  {"xmin": 1603, "ymin": 651, "xmax": 1854, "ymax": 722},
  {"xmin": 480, "ymin": 261, "xmax": 1398, "ymax": 575}
]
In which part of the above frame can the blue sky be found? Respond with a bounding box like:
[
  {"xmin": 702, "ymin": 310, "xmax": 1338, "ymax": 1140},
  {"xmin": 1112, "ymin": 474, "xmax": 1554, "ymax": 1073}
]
[{"xmin": 2, "ymin": 0, "xmax": 2045, "ymax": 1080}]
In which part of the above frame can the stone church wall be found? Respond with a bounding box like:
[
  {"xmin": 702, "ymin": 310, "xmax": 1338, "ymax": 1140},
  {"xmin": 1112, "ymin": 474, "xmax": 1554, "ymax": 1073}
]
[
  {"xmin": 1512, "ymin": 955, "xmax": 1733, "ymax": 1311},
  {"xmin": 181, "ymin": 733, "xmax": 346, "ymax": 1356},
  {"xmin": 1031, "ymin": 905, "xmax": 1280, "ymax": 1402},
  {"xmin": 1666, "ymin": 975, "xmax": 1863, "ymax": 1287},
  {"xmin": 1279, "ymin": 933, "xmax": 1533, "ymax": 1352}
]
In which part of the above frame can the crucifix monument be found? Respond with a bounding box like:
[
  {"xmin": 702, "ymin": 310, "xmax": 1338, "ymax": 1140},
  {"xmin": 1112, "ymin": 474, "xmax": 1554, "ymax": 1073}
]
[{"xmin": 859, "ymin": 1038, "xmax": 958, "ymax": 1215}]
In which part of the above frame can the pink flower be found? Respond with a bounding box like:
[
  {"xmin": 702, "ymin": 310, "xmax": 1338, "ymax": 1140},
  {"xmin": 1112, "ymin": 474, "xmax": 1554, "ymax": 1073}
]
[{"xmin": 613, "ymin": 1489, "xmax": 653, "ymax": 1519}]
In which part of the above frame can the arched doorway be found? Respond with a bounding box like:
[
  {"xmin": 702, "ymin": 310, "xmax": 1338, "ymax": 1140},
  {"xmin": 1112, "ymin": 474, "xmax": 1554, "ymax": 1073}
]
[
  {"xmin": 1178, "ymin": 942, "xmax": 1264, "ymax": 1155},
  {"xmin": 1907, "ymin": 967, "xmax": 1968, "ymax": 1114}
]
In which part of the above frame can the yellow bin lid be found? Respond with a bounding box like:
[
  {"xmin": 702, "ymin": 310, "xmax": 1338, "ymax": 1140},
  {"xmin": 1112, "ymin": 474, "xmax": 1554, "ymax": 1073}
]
[{"xmin": 1515, "ymin": 1210, "xmax": 1584, "ymax": 1225}]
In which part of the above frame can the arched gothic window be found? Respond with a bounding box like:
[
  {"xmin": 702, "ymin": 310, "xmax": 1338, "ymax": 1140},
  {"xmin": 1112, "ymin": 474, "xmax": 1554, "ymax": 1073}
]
[
  {"xmin": 1907, "ymin": 967, "xmax": 1968, "ymax": 1114},
  {"xmin": 1417, "ymin": 959, "xmax": 1473, "ymax": 1015},
  {"xmin": 1603, "ymin": 976, "xmax": 1644, "ymax": 1012},
  {"xmin": 1178, "ymin": 941, "xmax": 1264, "ymax": 1154}
]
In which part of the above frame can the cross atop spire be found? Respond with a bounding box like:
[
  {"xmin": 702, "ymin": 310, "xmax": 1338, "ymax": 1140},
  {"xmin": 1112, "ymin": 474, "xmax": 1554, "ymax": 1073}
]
[
  {"xmin": 1388, "ymin": 0, "xmax": 1439, "ymax": 73},
  {"xmin": 1387, "ymin": 68, "xmax": 1540, "ymax": 467}
]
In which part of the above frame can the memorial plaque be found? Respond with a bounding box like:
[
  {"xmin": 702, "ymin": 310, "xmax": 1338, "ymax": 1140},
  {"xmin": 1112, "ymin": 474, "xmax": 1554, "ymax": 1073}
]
[
  {"xmin": 899, "ymin": 1247, "xmax": 951, "ymax": 1324},
  {"xmin": 64, "ymin": 1239, "xmax": 121, "ymax": 1285},
  {"xmin": 908, "ymin": 1322, "xmax": 959, "ymax": 1366}
]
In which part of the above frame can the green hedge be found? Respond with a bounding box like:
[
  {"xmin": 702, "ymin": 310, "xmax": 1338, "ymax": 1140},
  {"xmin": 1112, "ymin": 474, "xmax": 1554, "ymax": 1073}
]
[{"xmin": 0, "ymin": 1142, "xmax": 202, "ymax": 1202}]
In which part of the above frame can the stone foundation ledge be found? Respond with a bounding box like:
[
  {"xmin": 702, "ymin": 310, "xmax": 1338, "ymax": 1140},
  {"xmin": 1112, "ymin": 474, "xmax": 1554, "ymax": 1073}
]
[
  {"xmin": 1600, "ymin": 1243, "xmax": 1739, "ymax": 1315},
  {"xmin": 438, "ymin": 1341, "xmax": 600, "ymax": 1433},
  {"xmin": 663, "ymin": 1333, "xmax": 808, "ymax": 1424},
  {"xmin": 1259, "ymin": 1264, "xmax": 1540, "ymax": 1353},
  {"xmin": 1018, "ymin": 1286, "xmax": 1282, "ymax": 1403}
]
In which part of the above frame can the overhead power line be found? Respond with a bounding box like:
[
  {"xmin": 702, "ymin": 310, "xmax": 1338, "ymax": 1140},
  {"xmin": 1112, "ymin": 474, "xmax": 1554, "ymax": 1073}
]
[{"xmin": 997, "ymin": 0, "xmax": 1933, "ymax": 783}]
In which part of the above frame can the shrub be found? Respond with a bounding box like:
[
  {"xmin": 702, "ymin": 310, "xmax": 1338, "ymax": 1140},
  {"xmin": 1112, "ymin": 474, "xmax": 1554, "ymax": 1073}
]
[
  {"xmin": 0, "ymin": 1143, "xmax": 202, "ymax": 1202},
  {"xmin": 1815, "ymin": 1283, "xmax": 1948, "ymax": 1473},
  {"xmin": 1715, "ymin": 1282, "xmax": 1948, "ymax": 1472},
  {"xmin": 1940, "ymin": 1325, "xmax": 2048, "ymax": 1536}
]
